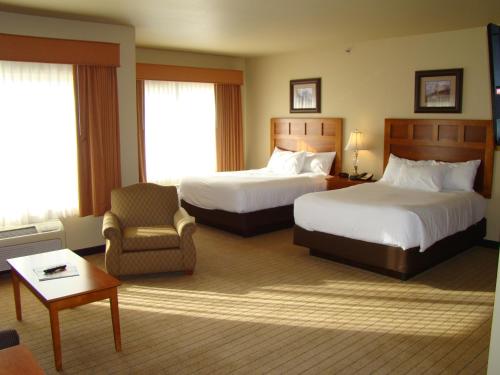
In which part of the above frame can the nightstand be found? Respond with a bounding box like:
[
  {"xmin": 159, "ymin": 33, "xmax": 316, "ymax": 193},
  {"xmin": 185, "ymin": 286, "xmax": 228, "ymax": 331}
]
[{"xmin": 326, "ymin": 175, "xmax": 375, "ymax": 190}]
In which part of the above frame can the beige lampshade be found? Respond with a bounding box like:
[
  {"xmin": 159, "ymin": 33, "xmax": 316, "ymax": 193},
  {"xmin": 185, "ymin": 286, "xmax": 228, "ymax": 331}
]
[{"xmin": 344, "ymin": 130, "xmax": 367, "ymax": 151}]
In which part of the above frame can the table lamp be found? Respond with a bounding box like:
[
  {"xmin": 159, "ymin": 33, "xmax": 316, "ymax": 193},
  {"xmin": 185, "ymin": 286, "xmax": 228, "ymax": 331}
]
[{"xmin": 344, "ymin": 129, "xmax": 367, "ymax": 178}]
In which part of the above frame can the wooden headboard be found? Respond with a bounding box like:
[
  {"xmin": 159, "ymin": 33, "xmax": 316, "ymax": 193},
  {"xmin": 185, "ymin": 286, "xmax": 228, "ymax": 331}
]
[
  {"xmin": 270, "ymin": 117, "xmax": 343, "ymax": 175},
  {"xmin": 384, "ymin": 118, "xmax": 494, "ymax": 197}
]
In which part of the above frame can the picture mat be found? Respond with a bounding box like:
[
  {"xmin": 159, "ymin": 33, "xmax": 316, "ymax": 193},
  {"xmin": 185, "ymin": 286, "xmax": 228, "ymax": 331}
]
[
  {"xmin": 420, "ymin": 75, "xmax": 457, "ymax": 107},
  {"xmin": 293, "ymin": 83, "xmax": 316, "ymax": 109}
]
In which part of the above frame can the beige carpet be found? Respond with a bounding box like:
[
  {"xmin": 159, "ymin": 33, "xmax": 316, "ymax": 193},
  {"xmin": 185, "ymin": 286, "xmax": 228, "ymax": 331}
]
[{"xmin": 0, "ymin": 225, "xmax": 497, "ymax": 374}]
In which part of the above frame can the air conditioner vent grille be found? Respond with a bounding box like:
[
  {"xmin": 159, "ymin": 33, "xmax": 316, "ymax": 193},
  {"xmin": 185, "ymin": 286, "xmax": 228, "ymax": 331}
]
[
  {"xmin": 0, "ymin": 220, "xmax": 66, "ymax": 272},
  {"xmin": 0, "ymin": 226, "xmax": 37, "ymax": 239}
]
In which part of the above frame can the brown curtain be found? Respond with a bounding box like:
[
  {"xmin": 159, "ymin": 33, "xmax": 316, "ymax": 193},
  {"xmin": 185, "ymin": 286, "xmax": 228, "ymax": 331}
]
[
  {"xmin": 74, "ymin": 65, "xmax": 121, "ymax": 216},
  {"xmin": 215, "ymin": 84, "xmax": 243, "ymax": 171},
  {"xmin": 136, "ymin": 80, "xmax": 147, "ymax": 182}
]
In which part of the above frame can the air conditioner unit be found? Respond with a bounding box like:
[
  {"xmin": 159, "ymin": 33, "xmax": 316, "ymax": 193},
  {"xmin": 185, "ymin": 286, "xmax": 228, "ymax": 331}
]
[{"xmin": 0, "ymin": 220, "xmax": 66, "ymax": 272}]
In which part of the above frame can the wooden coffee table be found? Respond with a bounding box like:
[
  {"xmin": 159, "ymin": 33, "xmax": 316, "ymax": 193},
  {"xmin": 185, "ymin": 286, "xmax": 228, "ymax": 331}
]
[{"xmin": 7, "ymin": 249, "xmax": 121, "ymax": 371}]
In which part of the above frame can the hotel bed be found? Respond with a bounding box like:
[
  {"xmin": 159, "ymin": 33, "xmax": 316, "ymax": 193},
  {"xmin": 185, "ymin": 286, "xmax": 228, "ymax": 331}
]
[
  {"xmin": 181, "ymin": 170, "xmax": 327, "ymax": 214},
  {"xmin": 294, "ymin": 118, "xmax": 494, "ymax": 280},
  {"xmin": 181, "ymin": 117, "xmax": 343, "ymax": 236}
]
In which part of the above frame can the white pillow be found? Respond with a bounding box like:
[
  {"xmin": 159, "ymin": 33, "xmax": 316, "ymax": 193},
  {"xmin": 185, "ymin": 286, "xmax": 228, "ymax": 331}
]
[
  {"xmin": 267, "ymin": 147, "xmax": 306, "ymax": 175},
  {"xmin": 393, "ymin": 164, "xmax": 446, "ymax": 192},
  {"xmin": 438, "ymin": 160, "xmax": 481, "ymax": 192},
  {"xmin": 267, "ymin": 147, "xmax": 291, "ymax": 170},
  {"xmin": 381, "ymin": 154, "xmax": 435, "ymax": 184},
  {"xmin": 302, "ymin": 152, "xmax": 336, "ymax": 175}
]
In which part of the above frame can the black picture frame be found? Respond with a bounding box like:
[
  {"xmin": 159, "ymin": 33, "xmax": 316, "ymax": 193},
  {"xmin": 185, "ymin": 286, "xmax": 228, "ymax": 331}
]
[
  {"xmin": 290, "ymin": 78, "xmax": 321, "ymax": 113},
  {"xmin": 414, "ymin": 68, "xmax": 463, "ymax": 113}
]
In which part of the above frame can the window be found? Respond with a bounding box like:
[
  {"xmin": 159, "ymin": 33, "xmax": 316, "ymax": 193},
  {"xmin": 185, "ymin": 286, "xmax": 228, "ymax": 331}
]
[
  {"xmin": 144, "ymin": 80, "xmax": 216, "ymax": 185},
  {"xmin": 0, "ymin": 61, "xmax": 79, "ymax": 226}
]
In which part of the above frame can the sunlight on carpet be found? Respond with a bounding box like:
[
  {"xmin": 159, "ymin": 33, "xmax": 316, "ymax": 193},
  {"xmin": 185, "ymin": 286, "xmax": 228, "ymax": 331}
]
[
  {"xmin": 0, "ymin": 225, "xmax": 496, "ymax": 374},
  {"xmin": 108, "ymin": 281, "xmax": 491, "ymax": 338}
]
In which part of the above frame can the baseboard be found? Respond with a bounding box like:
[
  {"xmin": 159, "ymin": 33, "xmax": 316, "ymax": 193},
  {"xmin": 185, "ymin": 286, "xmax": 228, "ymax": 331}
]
[
  {"xmin": 480, "ymin": 239, "xmax": 500, "ymax": 249},
  {"xmin": 74, "ymin": 245, "xmax": 105, "ymax": 256}
]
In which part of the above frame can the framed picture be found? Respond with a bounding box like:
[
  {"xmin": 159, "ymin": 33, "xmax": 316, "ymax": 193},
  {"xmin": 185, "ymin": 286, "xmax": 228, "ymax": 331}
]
[
  {"xmin": 290, "ymin": 78, "xmax": 321, "ymax": 113},
  {"xmin": 414, "ymin": 68, "xmax": 463, "ymax": 113}
]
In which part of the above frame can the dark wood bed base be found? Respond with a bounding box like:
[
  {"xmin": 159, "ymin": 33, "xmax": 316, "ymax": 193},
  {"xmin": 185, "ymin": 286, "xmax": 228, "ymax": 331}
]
[
  {"xmin": 182, "ymin": 117, "xmax": 343, "ymax": 236},
  {"xmin": 294, "ymin": 219, "xmax": 486, "ymax": 280},
  {"xmin": 293, "ymin": 118, "xmax": 494, "ymax": 279},
  {"xmin": 181, "ymin": 200, "xmax": 293, "ymax": 237}
]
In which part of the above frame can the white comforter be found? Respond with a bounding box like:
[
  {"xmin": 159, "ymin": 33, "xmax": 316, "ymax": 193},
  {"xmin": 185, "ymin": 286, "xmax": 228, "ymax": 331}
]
[
  {"xmin": 180, "ymin": 169, "xmax": 326, "ymax": 213},
  {"xmin": 294, "ymin": 182, "xmax": 486, "ymax": 252}
]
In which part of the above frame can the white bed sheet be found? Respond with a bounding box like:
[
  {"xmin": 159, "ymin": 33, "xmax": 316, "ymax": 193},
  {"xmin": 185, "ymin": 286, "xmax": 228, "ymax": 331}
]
[
  {"xmin": 294, "ymin": 182, "xmax": 486, "ymax": 252},
  {"xmin": 180, "ymin": 169, "xmax": 326, "ymax": 213}
]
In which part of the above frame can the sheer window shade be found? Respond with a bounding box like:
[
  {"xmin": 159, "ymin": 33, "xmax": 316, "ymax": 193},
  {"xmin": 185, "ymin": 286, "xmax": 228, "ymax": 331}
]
[
  {"xmin": 144, "ymin": 80, "xmax": 216, "ymax": 185},
  {"xmin": 0, "ymin": 61, "xmax": 78, "ymax": 226}
]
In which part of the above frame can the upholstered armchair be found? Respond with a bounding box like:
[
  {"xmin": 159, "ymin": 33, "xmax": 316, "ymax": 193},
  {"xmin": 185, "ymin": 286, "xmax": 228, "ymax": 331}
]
[{"xmin": 102, "ymin": 183, "xmax": 197, "ymax": 277}]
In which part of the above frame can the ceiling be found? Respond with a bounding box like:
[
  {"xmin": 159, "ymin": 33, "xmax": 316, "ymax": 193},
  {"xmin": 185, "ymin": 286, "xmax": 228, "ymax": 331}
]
[{"xmin": 0, "ymin": 0, "xmax": 499, "ymax": 57}]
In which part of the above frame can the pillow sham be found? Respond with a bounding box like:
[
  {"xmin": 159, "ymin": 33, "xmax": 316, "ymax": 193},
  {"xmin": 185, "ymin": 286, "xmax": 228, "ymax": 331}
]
[
  {"xmin": 380, "ymin": 154, "xmax": 435, "ymax": 185},
  {"xmin": 267, "ymin": 147, "xmax": 306, "ymax": 174},
  {"xmin": 438, "ymin": 159, "xmax": 481, "ymax": 192},
  {"xmin": 393, "ymin": 164, "xmax": 446, "ymax": 192},
  {"xmin": 302, "ymin": 151, "xmax": 336, "ymax": 174}
]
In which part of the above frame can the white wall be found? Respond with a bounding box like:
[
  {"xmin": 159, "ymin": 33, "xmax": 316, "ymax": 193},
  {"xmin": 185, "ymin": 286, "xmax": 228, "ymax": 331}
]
[
  {"xmin": 0, "ymin": 11, "xmax": 137, "ymax": 249},
  {"xmin": 245, "ymin": 26, "xmax": 499, "ymax": 241}
]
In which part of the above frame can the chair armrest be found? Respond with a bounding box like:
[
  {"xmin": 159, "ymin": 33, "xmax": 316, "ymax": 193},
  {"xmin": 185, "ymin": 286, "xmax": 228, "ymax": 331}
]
[
  {"xmin": 174, "ymin": 207, "xmax": 196, "ymax": 237},
  {"xmin": 0, "ymin": 329, "xmax": 19, "ymax": 350},
  {"xmin": 102, "ymin": 211, "xmax": 122, "ymax": 276},
  {"xmin": 102, "ymin": 211, "xmax": 121, "ymax": 239}
]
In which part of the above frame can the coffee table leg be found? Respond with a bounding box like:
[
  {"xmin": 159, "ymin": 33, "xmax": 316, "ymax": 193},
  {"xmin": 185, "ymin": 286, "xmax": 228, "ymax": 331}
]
[
  {"xmin": 11, "ymin": 270, "xmax": 22, "ymax": 321},
  {"xmin": 49, "ymin": 305, "xmax": 62, "ymax": 371},
  {"xmin": 110, "ymin": 288, "xmax": 122, "ymax": 352}
]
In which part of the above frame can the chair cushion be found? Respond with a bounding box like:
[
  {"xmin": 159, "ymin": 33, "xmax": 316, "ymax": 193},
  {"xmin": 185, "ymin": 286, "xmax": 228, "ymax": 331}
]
[{"xmin": 122, "ymin": 225, "xmax": 180, "ymax": 252}]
